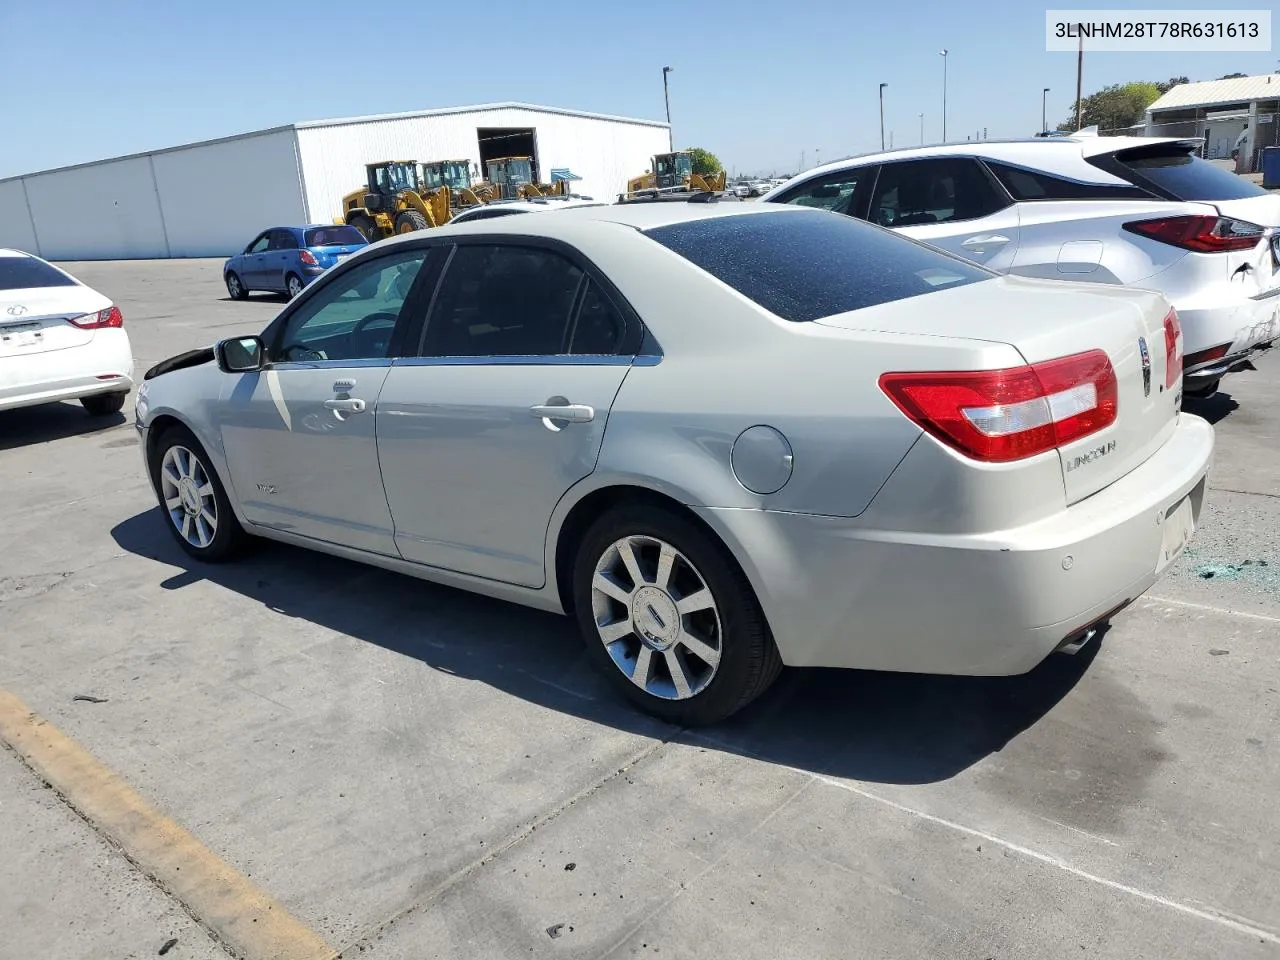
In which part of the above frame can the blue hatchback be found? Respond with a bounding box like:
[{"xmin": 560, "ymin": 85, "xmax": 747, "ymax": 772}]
[{"xmin": 223, "ymin": 225, "xmax": 369, "ymax": 301}]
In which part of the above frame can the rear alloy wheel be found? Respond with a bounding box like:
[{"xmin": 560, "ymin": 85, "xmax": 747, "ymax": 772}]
[
  {"xmin": 149, "ymin": 427, "xmax": 247, "ymax": 562},
  {"xmin": 81, "ymin": 392, "xmax": 127, "ymax": 416},
  {"xmin": 286, "ymin": 273, "xmax": 304, "ymax": 299},
  {"xmin": 225, "ymin": 272, "xmax": 248, "ymax": 300},
  {"xmin": 573, "ymin": 505, "xmax": 781, "ymax": 725},
  {"xmin": 394, "ymin": 209, "xmax": 430, "ymax": 234}
]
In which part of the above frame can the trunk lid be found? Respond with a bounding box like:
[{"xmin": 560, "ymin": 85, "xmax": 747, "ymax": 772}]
[
  {"xmin": 309, "ymin": 244, "xmax": 366, "ymax": 270},
  {"xmin": 0, "ymin": 285, "xmax": 110, "ymax": 358},
  {"xmin": 815, "ymin": 275, "xmax": 1179, "ymax": 504}
]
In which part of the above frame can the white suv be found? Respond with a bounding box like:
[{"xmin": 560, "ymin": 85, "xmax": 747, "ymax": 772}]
[{"xmin": 762, "ymin": 136, "xmax": 1280, "ymax": 397}]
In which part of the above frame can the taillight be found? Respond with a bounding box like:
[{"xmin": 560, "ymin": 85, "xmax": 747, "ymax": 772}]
[
  {"xmin": 1185, "ymin": 344, "xmax": 1231, "ymax": 367},
  {"xmin": 68, "ymin": 306, "xmax": 123, "ymax": 329},
  {"xmin": 1122, "ymin": 215, "xmax": 1263, "ymax": 253},
  {"xmin": 299, "ymin": 250, "xmax": 319, "ymax": 266},
  {"xmin": 879, "ymin": 350, "xmax": 1118, "ymax": 463},
  {"xmin": 1162, "ymin": 308, "xmax": 1182, "ymax": 389}
]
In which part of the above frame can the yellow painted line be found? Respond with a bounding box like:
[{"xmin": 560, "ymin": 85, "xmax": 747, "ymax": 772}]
[{"xmin": 0, "ymin": 689, "xmax": 335, "ymax": 960}]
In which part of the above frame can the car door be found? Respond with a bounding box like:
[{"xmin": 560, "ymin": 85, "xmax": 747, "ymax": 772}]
[
  {"xmin": 240, "ymin": 232, "xmax": 272, "ymax": 288},
  {"xmin": 768, "ymin": 167, "xmax": 872, "ymax": 217},
  {"xmin": 264, "ymin": 229, "xmax": 297, "ymax": 292},
  {"xmin": 376, "ymin": 241, "xmax": 639, "ymax": 587},
  {"xmin": 869, "ymin": 157, "xmax": 1021, "ymax": 269},
  {"xmin": 217, "ymin": 247, "xmax": 434, "ymax": 554}
]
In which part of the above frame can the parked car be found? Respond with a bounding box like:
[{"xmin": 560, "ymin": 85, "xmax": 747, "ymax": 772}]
[
  {"xmin": 447, "ymin": 197, "xmax": 606, "ymax": 224},
  {"xmin": 223, "ymin": 225, "xmax": 368, "ymax": 301},
  {"xmin": 1, "ymin": 249, "xmax": 134, "ymax": 415},
  {"xmin": 746, "ymin": 180, "xmax": 773, "ymax": 197},
  {"xmin": 136, "ymin": 202, "xmax": 1212, "ymax": 724},
  {"xmin": 731, "ymin": 181, "xmax": 752, "ymax": 198},
  {"xmin": 762, "ymin": 135, "xmax": 1280, "ymax": 397}
]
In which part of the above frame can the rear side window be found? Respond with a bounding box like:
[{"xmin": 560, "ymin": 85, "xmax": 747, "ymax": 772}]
[
  {"xmin": 1101, "ymin": 146, "xmax": 1267, "ymax": 201},
  {"xmin": 984, "ymin": 160, "xmax": 1152, "ymax": 201},
  {"xmin": 305, "ymin": 226, "xmax": 366, "ymax": 247},
  {"xmin": 0, "ymin": 256, "xmax": 76, "ymax": 291},
  {"xmin": 870, "ymin": 158, "xmax": 1010, "ymax": 227},
  {"xmin": 770, "ymin": 169, "xmax": 866, "ymax": 216},
  {"xmin": 645, "ymin": 210, "xmax": 991, "ymax": 323},
  {"xmin": 268, "ymin": 230, "xmax": 297, "ymax": 251}
]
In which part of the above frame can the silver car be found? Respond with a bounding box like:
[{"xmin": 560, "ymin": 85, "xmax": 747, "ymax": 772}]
[{"xmin": 135, "ymin": 203, "xmax": 1213, "ymax": 724}]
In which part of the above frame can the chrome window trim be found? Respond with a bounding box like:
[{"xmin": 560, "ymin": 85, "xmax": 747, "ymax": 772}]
[
  {"xmin": 391, "ymin": 353, "xmax": 662, "ymax": 368},
  {"xmin": 270, "ymin": 357, "xmax": 395, "ymax": 371}
]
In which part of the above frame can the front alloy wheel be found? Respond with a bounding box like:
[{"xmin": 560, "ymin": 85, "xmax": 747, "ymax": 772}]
[
  {"xmin": 160, "ymin": 445, "xmax": 219, "ymax": 549},
  {"xmin": 591, "ymin": 535, "xmax": 723, "ymax": 700}
]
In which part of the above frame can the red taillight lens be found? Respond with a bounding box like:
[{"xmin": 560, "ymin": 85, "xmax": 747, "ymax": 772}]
[
  {"xmin": 879, "ymin": 350, "xmax": 1118, "ymax": 463},
  {"xmin": 1185, "ymin": 344, "xmax": 1231, "ymax": 367},
  {"xmin": 68, "ymin": 306, "xmax": 123, "ymax": 329},
  {"xmin": 1123, "ymin": 215, "xmax": 1264, "ymax": 253},
  {"xmin": 1162, "ymin": 308, "xmax": 1182, "ymax": 389},
  {"xmin": 299, "ymin": 250, "xmax": 319, "ymax": 266}
]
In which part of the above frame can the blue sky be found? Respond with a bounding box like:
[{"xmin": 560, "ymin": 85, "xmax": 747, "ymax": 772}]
[{"xmin": 2, "ymin": 0, "xmax": 1275, "ymax": 179}]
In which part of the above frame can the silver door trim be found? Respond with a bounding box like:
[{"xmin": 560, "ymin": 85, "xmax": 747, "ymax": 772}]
[{"xmin": 391, "ymin": 354, "xmax": 661, "ymax": 368}]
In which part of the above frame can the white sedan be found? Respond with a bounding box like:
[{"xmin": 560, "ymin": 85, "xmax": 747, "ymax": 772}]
[{"xmin": 1, "ymin": 250, "xmax": 134, "ymax": 415}]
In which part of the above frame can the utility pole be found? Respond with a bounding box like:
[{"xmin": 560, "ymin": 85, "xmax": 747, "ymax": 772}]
[
  {"xmin": 662, "ymin": 66, "xmax": 674, "ymax": 151},
  {"xmin": 879, "ymin": 83, "xmax": 888, "ymax": 150},
  {"xmin": 940, "ymin": 49, "xmax": 949, "ymax": 141},
  {"xmin": 919, "ymin": 113, "xmax": 924, "ymax": 144},
  {"xmin": 1042, "ymin": 87, "xmax": 1050, "ymax": 134},
  {"xmin": 1075, "ymin": 28, "xmax": 1084, "ymax": 130}
]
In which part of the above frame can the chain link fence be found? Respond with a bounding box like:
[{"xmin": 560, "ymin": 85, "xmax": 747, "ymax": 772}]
[{"xmin": 1094, "ymin": 113, "xmax": 1280, "ymax": 173}]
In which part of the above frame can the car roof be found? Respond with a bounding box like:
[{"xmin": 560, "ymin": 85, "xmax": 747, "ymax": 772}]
[{"xmin": 0, "ymin": 248, "xmax": 35, "ymax": 259}]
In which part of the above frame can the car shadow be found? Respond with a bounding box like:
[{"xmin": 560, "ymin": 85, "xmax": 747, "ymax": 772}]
[
  {"xmin": 0, "ymin": 403, "xmax": 128, "ymax": 451},
  {"xmin": 111, "ymin": 509, "xmax": 1099, "ymax": 786},
  {"xmin": 1182, "ymin": 391, "xmax": 1239, "ymax": 425}
]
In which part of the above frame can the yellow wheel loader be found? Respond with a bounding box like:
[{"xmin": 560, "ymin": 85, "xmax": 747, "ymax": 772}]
[
  {"xmin": 419, "ymin": 159, "xmax": 487, "ymax": 210},
  {"xmin": 338, "ymin": 161, "xmax": 450, "ymax": 241},
  {"xmin": 625, "ymin": 151, "xmax": 726, "ymax": 197}
]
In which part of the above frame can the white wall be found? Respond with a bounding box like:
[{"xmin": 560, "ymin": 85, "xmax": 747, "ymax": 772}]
[
  {"xmin": 296, "ymin": 107, "xmax": 670, "ymax": 223},
  {"xmin": 21, "ymin": 156, "xmax": 168, "ymax": 260},
  {"xmin": 0, "ymin": 180, "xmax": 39, "ymax": 254},
  {"xmin": 152, "ymin": 130, "xmax": 306, "ymax": 257}
]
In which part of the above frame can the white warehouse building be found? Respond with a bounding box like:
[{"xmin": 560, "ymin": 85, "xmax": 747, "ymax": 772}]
[{"xmin": 0, "ymin": 102, "xmax": 670, "ymax": 261}]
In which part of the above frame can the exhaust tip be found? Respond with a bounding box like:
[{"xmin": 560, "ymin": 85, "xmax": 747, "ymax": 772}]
[{"xmin": 1056, "ymin": 627, "xmax": 1097, "ymax": 656}]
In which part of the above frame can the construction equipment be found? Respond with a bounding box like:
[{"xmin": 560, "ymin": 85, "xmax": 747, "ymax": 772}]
[
  {"xmin": 338, "ymin": 161, "xmax": 450, "ymax": 241},
  {"xmin": 477, "ymin": 157, "xmax": 537, "ymax": 201},
  {"xmin": 625, "ymin": 151, "xmax": 726, "ymax": 197},
  {"xmin": 419, "ymin": 160, "xmax": 487, "ymax": 209}
]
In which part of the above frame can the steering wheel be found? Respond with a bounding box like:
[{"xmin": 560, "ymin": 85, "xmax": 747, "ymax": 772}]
[{"xmin": 348, "ymin": 312, "xmax": 399, "ymax": 356}]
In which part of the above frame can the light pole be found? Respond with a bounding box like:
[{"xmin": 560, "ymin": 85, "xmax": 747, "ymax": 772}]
[
  {"xmin": 939, "ymin": 49, "xmax": 948, "ymax": 142},
  {"xmin": 662, "ymin": 66, "xmax": 673, "ymax": 152},
  {"xmin": 1042, "ymin": 87, "xmax": 1050, "ymax": 134},
  {"xmin": 919, "ymin": 112, "xmax": 924, "ymax": 144},
  {"xmin": 879, "ymin": 83, "xmax": 888, "ymax": 150}
]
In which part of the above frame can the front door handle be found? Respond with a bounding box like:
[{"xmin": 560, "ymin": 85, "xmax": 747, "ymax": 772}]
[
  {"xmin": 530, "ymin": 402, "xmax": 594, "ymax": 424},
  {"xmin": 324, "ymin": 397, "xmax": 367, "ymax": 414},
  {"xmin": 960, "ymin": 234, "xmax": 1011, "ymax": 251}
]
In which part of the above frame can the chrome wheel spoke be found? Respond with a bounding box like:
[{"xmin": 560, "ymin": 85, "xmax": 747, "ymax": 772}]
[
  {"xmin": 196, "ymin": 482, "xmax": 213, "ymax": 498},
  {"xmin": 593, "ymin": 572, "xmax": 632, "ymax": 605},
  {"xmin": 678, "ymin": 631, "xmax": 720, "ymax": 668},
  {"xmin": 632, "ymin": 646, "xmax": 654, "ymax": 686},
  {"xmin": 676, "ymin": 588, "xmax": 714, "ymax": 615},
  {"xmin": 194, "ymin": 515, "xmax": 211, "ymax": 547},
  {"xmin": 162, "ymin": 466, "xmax": 181, "ymax": 487},
  {"xmin": 200, "ymin": 506, "xmax": 216, "ymax": 527},
  {"xmin": 654, "ymin": 542, "xmax": 676, "ymax": 590},
  {"xmin": 180, "ymin": 514, "xmax": 193, "ymax": 541},
  {"xmin": 598, "ymin": 618, "xmax": 634, "ymax": 644},
  {"xmin": 618, "ymin": 539, "xmax": 645, "ymax": 588},
  {"xmin": 164, "ymin": 495, "xmax": 182, "ymax": 511},
  {"xmin": 664, "ymin": 650, "xmax": 692, "ymax": 698}
]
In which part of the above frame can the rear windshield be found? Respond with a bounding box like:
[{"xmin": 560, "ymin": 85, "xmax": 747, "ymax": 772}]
[
  {"xmin": 644, "ymin": 210, "xmax": 991, "ymax": 322},
  {"xmin": 304, "ymin": 226, "xmax": 367, "ymax": 247},
  {"xmin": 1110, "ymin": 146, "xmax": 1267, "ymax": 201},
  {"xmin": 0, "ymin": 255, "xmax": 76, "ymax": 291}
]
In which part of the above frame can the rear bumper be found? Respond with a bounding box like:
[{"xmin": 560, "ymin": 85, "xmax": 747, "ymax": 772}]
[
  {"xmin": 0, "ymin": 331, "xmax": 134, "ymax": 412},
  {"xmin": 697, "ymin": 414, "xmax": 1214, "ymax": 675},
  {"xmin": 1174, "ymin": 289, "xmax": 1280, "ymax": 388}
]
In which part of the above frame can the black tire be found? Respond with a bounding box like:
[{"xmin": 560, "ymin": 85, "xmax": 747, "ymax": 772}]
[
  {"xmin": 81, "ymin": 392, "xmax": 127, "ymax": 416},
  {"xmin": 285, "ymin": 273, "xmax": 304, "ymax": 299},
  {"xmin": 394, "ymin": 209, "xmax": 430, "ymax": 234},
  {"xmin": 225, "ymin": 271, "xmax": 248, "ymax": 300},
  {"xmin": 572, "ymin": 503, "xmax": 782, "ymax": 726},
  {"xmin": 148, "ymin": 425, "xmax": 248, "ymax": 563},
  {"xmin": 349, "ymin": 213, "xmax": 380, "ymax": 243}
]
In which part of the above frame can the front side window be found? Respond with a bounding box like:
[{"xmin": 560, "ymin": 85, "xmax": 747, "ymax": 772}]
[
  {"xmin": 871, "ymin": 158, "xmax": 1009, "ymax": 227},
  {"xmin": 771, "ymin": 170, "xmax": 866, "ymax": 215},
  {"xmin": 274, "ymin": 250, "xmax": 430, "ymax": 363},
  {"xmin": 646, "ymin": 210, "xmax": 991, "ymax": 323},
  {"xmin": 419, "ymin": 245, "xmax": 584, "ymax": 357},
  {"xmin": 246, "ymin": 234, "xmax": 271, "ymax": 254}
]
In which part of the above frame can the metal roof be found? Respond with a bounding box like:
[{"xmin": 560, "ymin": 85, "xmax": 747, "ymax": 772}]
[
  {"xmin": 295, "ymin": 101, "xmax": 668, "ymax": 131},
  {"xmin": 1148, "ymin": 74, "xmax": 1280, "ymax": 112}
]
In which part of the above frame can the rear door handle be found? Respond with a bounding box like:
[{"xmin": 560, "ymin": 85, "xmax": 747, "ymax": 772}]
[
  {"xmin": 324, "ymin": 398, "xmax": 367, "ymax": 414},
  {"xmin": 530, "ymin": 403, "xmax": 594, "ymax": 424},
  {"xmin": 961, "ymin": 234, "xmax": 1010, "ymax": 250}
]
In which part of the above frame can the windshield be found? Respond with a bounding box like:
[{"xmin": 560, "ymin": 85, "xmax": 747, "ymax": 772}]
[
  {"xmin": 645, "ymin": 210, "xmax": 990, "ymax": 322},
  {"xmin": 378, "ymin": 164, "xmax": 418, "ymax": 193},
  {"xmin": 304, "ymin": 226, "xmax": 367, "ymax": 247},
  {"xmin": 1107, "ymin": 146, "xmax": 1267, "ymax": 201},
  {"xmin": 441, "ymin": 161, "xmax": 471, "ymax": 189},
  {"xmin": 675, "ymin": 154, "xmax": 694, "ymax": 178},
  {"xmin": 0, "ymin": 255, "xmax": 77, "ymax": 291}
]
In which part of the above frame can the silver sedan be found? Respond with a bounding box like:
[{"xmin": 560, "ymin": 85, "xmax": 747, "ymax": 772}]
[{"xmin": 135, "ymin": 202, "xmax": 1213, "ymax": 724}]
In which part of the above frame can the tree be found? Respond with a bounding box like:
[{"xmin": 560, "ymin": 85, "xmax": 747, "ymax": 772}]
[
  {"xmin": 1219, "ymin": 72, "xmax": 1247, "ymax": 80},
  {"xmin": 686, "ymin": 147, "xmax": 722, "ymax": 175},
  {"xmin": 1061, "ymin": 81, "xmax": 1162, "ymax": 131},
  {"xmin": 1157, "ymin": 76, "xmax": 1190, "ymax": 94}
]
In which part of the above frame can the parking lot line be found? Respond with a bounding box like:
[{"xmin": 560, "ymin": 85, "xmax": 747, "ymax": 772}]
[
  {"xmin": 0, "ymin": 689, "xmax": 335, "ymax": 960},
  {"xmin": 1141, "ymin": 595, "xmax": 1280, "ymax": 623}
]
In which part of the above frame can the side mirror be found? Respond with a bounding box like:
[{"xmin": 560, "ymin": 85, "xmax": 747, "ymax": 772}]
[{"xmin": 215, "ymin": 335, "xmax": 266, "ymax": 373}]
